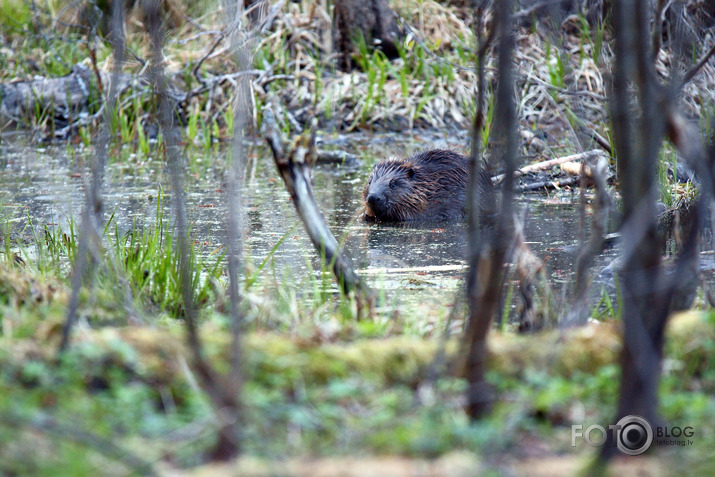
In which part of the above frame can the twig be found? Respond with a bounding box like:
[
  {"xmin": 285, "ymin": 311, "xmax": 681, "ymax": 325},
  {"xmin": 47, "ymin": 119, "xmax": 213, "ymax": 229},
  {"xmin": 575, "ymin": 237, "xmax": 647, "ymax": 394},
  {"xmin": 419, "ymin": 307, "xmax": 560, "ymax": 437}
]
[
  {"xmin": 569, "ymin": 154, "xmax": 612, "ymax": 324},
  {"xmin": 147, "ymin": 0, "xmax": 241, "ymax": 460},
  {"xmin": 192, "ymin": 32, "xmax": 226, "ymax": 88},
  {"xmin": 185, "ymin": 70, "xmax": 263, "ymax": 100},
  {"xmin": 651, "ymin": 0, "xmax": 673, "ymax": 61},
  {"xmin": 514, "ymin": 0, "xmax": 566, "ymax": 20},
  {"xmin": 178, "ymin": 30, "xmax": 223, "ymax": 45},
  {"xmin": 579, "ymin": 125, "xmax": 612, "ymax": 154},
  {"xmin": 463, "ymin": 0, "xmax": 516, "ymax": 421},
  {"xmin": 524, "ymin": 73, "xmax": 607, "ymax": 101},
  {"xmin": 58, "ymin": 0, "xmax": 128, "ymax": 353},
  {"xmin": 681, "ymin": 43, "xmax": 715, "ymax": 87}
]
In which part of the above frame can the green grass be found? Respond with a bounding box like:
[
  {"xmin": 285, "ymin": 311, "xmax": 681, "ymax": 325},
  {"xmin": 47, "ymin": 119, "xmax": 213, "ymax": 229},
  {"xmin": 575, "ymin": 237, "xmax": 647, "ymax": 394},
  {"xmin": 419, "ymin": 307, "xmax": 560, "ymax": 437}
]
[
  {"xmin": 111, "ymin": 189, "xmax": 225, "ymax": 317},
  {"xmin": 1, "ymin": 189, "xmax": 224, "ymax": 319},
  {"xmin": 0, "ymin": 0, "xmax": 489, "ymax": 146},
  {"xmin": 545, "ymin": 39, "xmax": 567, "ymax": 90},
  {"xmin": 0, "ymin": 0, "xmax": 33, "ymax": 34},
  {"xmin": 657, "ymin": 147, "xmax": 678, "ymax": 208}
]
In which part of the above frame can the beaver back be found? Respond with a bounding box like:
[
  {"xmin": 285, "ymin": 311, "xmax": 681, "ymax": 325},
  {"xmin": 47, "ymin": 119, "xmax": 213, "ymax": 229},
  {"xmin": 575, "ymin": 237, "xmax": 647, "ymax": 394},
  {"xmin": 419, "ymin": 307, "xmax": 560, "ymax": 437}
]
[{"xmin": 363, "ymin": 150, "xmax": 469, "ymax": 222}]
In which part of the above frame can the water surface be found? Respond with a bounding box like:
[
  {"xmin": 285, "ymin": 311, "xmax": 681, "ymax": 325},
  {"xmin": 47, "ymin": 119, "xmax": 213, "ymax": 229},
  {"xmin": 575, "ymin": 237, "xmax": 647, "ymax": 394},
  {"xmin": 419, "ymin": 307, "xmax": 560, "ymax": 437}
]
[{"xmin": 0, "ymin": 132, "xmax": 637, "ymax": 321}]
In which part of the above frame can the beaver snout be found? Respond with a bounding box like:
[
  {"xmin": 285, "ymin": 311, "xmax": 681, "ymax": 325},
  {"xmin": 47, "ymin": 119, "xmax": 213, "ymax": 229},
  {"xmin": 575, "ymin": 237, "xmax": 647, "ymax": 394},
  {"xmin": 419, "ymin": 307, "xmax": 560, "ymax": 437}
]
[
  {"xmin": 366, "ymin": 193, "xmax": 387, "ymax": 217},
  {"xmin": 365, "ymin": 193, "xmax": 390, "ymax": 219},
  {"xmin": 366, "ymin": 193, "xmax": 381, "ymax": 209}
]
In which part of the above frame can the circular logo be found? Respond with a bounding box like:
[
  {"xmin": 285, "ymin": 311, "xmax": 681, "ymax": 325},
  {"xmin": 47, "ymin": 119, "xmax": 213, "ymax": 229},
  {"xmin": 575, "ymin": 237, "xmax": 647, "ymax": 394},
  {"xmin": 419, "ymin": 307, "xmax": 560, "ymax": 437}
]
[{"xmin": 616, "ymin": 415, "xmax": 653, "ymax": 456}]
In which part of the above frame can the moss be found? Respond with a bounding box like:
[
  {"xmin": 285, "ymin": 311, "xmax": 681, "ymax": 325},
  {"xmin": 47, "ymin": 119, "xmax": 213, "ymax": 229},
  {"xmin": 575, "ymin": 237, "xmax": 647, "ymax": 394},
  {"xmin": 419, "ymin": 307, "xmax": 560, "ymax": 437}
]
[
  {"xmin": 3, "ymin": 310, "xmax": 708, "ymax": 394},
  {"xmin": 665, "ymin": 310, "xmax": 715, "ymax": 391}
]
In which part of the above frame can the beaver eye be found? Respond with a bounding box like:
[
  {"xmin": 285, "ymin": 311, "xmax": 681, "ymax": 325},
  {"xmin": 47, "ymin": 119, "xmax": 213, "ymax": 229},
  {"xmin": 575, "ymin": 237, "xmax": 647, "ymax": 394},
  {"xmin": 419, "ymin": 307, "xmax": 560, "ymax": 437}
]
[{"xmin": 389, "ymin": 180, "xmax": 397, "ymax": 190}]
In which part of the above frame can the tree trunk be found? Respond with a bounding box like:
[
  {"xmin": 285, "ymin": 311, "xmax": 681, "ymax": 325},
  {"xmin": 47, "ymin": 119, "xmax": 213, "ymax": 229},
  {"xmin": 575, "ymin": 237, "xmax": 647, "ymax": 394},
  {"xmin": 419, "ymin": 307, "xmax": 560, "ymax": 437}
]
[{"xmin": 334, "ymin": 0, "xmax": 403, "ymax": 70}]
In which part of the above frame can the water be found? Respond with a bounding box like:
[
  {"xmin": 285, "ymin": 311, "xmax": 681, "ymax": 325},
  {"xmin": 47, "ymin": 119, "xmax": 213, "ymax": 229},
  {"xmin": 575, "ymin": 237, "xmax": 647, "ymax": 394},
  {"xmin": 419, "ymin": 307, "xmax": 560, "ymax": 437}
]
[{"xmin": 0, "ymin": 133, "xmax": 625, "ymax": 317}]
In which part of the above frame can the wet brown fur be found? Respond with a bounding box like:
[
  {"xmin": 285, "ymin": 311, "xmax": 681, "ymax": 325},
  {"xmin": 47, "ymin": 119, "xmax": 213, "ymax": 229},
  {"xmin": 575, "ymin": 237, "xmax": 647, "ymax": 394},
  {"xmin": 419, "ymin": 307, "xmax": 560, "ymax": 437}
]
[{"xmin": 363, "ymin": 149, "xmax": 470, "ymax": 222}]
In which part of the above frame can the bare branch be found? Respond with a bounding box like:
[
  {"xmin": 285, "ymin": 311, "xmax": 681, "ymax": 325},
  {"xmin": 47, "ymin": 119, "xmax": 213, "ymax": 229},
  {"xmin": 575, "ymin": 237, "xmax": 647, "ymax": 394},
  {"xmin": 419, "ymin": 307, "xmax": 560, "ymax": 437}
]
[
  {"xmin": 570, "ymin": 154, "xmax": 612, "ymax": 323},
  {"xmin": 59, "ymin": 0, "xmax": 129, "ymax": 354},
  {"xmin": 651, "ymin": 0, "xmax": 672, "ymax": 61},
  {"xmin": 145, "ymin": 0, "xmax": 242, "ymax": 460},
  {"xmin": 464, "ymin": 0, "xmax": 517, "ymax": 420},
  {"xmin": 492, "ymin": 149, "xmax": 607, "ymax": 184},
  {"xmin": 261, "ymin": 108, "xmax": 366, "ymax": 297},
  {"xmin": 681, "ymin": 43, "xmax": 715, "ymax": 87},
  {"xmin": 193, "ymin": 32, "xmax": 227, "ymax": 89}
]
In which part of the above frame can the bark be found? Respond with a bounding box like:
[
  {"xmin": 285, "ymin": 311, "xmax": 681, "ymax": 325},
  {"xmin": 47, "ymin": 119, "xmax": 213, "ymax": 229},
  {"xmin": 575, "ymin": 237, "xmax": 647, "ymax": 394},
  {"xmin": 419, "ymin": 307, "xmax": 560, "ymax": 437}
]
[
  {"xmin": 464, "ymin": 0, "xmax": 517, "ymax": 420},
  {"xmin": 600, "ymin": 0, "xmax": 668, "ymax": 460},
  {"xmin": 0, "ymin": 65, "xmax": 109, "ymax": 128}
]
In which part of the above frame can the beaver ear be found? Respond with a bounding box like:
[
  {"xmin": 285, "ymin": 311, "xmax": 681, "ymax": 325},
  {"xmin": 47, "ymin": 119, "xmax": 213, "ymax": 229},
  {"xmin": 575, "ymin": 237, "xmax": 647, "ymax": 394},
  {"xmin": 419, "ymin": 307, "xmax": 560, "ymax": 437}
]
[{"xmin": 405, "ymin": 167, "xmax": 416, "ymax": 179}]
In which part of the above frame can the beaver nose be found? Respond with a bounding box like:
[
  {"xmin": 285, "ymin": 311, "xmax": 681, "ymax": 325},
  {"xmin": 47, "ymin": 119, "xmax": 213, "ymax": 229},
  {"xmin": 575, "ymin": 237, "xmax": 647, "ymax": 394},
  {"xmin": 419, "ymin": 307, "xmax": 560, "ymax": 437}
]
[{"xmin": 366, "ymin": 194, "xmax": 381, "ymax": 210}]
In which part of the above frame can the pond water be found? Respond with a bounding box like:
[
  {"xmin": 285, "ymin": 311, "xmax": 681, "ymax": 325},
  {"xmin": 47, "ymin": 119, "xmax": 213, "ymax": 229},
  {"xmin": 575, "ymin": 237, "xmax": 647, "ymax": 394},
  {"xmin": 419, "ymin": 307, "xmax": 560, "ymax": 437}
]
[{"xmin": 0, "ymin": 131, "xmax": 658, "ymax": 321}]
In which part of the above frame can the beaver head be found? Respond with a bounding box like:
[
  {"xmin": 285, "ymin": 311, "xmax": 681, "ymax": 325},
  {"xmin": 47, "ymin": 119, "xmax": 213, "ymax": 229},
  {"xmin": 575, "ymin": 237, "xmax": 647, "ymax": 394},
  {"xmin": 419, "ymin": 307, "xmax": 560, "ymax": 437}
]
[
  {"xmin": 363, "ymin": 159, "xmax": 430, "ymax": 221},
  {"xmin": 363, "ymin": 150, "xmax": 471, "ymax": 222}
]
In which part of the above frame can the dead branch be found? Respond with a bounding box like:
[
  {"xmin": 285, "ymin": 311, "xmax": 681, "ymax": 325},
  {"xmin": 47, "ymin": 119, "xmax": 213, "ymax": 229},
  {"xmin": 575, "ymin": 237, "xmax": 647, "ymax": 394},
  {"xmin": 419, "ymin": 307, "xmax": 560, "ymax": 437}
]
[
  {"xmin": 681, "ymin": 43, "xmax": 715, "ymax": 87},
  {"xmin": 651, "ymin": 0, "xmax": 672, "ymax": 61},
  {"xmin": 59, "ymin": 0, "xmax": 131, "ymax": 354},
  {"xmin": 492, "ymin": 149, "xmax": 606, "ymax": 184},
  {"xmin": 464, "ymin": 0, "xmax": 516, "ymax": 420},
  {"xmin": 512, "ymin": 217, "xmax": 553, "ymax": 333},
  {"xmin": 146, "ymin": 0, "xmax": 242, "ymax": 460},
  {"xmin": 516, "ymin": 175, "xmax": 580, "ymax": 192},
  {"xmin": 220, "ymin": 0, "xmax": 262, "ymax": 458},
  {"xmin": 260, "ymin": 107, "xmax": 367, "ymax": 298},
  {"xmin": 193, "ymin": 31, "xmax": 227, "ymax": 89},
  {"xmin": 579, "ymin": 126, "xmax": 612, "ymax": 154},
  {"xmin": 570, "ymin": 154, "xmax": 612, "ymax": 325},
  {"xmin": 600, "ymin": 0, "xmax": 670, "ymax": 461}
]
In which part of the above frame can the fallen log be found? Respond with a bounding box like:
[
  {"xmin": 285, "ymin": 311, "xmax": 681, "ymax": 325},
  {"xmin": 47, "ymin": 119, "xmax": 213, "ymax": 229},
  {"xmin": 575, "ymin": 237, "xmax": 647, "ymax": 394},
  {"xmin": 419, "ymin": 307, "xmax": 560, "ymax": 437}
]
[
  {"xmin": 516, "ymin": 175, "xmax": 580, "ymax": 192},
  {"xmin": 0, "ymin": 65, "xmax": 135, "ymax": 138},
  {"xmin": 0, "ymin": 63, "xmax": 256, "ymax": 139},
  {"xmin": 0, "ymin": 65, "xmax": 96, "ymax": 123},
  {"xmin": 315, "ymin": 149, "xmax": 359, "ymax": 165}
]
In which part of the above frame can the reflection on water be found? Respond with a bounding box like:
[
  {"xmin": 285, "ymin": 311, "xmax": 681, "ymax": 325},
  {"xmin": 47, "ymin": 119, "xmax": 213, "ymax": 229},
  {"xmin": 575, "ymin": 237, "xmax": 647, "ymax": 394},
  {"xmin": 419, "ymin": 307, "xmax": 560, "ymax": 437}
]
[{"xmin": 0, "ymin": 133, "xmax": 627, "ymax": 313}]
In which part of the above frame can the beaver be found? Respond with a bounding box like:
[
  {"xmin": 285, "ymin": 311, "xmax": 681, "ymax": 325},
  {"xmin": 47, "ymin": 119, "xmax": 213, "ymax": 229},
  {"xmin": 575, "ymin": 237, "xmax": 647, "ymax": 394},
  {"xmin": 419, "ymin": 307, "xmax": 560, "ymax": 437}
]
[{"xmin": 363, "ymin": 149, "xmax": 472, "ymax": 222}]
